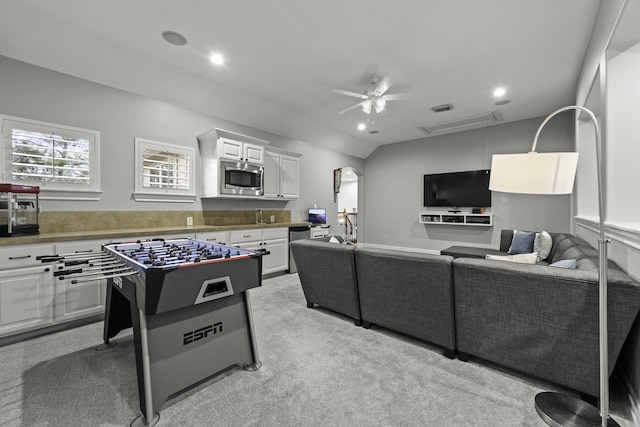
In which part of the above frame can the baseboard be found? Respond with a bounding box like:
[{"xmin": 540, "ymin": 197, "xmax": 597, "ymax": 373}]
[
  {"xmin": 0, "ymin": 314, "xmax": 103, "ymax": 348},
  {"xmin": 360, "ymin": 243, "xmax": 441, "ymax": 255}
]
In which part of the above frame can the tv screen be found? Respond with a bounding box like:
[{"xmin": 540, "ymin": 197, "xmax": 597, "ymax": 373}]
[
  {"xmin": 308, "ymin": 208, "xmax": 327, "ymax": 224},
  {"xmin": 423, "ymin": 169, "xmax": 491, "ymax": 208}
]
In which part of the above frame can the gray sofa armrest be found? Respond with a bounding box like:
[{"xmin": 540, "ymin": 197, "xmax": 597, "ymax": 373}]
[
  {"xmin": 452, "ymin": 257, "xmax": 640, "ymax": 396},
  {"xmin": 355, "ymin": 248, "xmax": 456, "ymax": 351},
  {"xmin": 290, "ymin": 239, "xmax": 361, "ymax": 323}
]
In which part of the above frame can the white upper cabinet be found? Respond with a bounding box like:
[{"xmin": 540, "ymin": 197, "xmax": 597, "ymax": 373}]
[
  {"xmin": 263, "ymin": 149, "xmax": 300, "ymax": 200},
  {"xmin": 217, "ymin": 138, "xmax": 264, "ymax": 164},
  {"xmin": 279, "ymin": 154, "xmax": 299, "ymax": 199}
]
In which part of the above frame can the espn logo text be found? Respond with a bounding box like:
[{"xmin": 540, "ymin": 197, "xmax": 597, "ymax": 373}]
[{"xmin": 183, "ymin": 322, "xmax": 223, "ymax": 345}]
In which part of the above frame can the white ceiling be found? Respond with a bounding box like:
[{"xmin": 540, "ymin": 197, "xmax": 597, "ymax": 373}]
[{"xmin": 0, "ymin": 0, "xmax": 601, "ymax": 159}]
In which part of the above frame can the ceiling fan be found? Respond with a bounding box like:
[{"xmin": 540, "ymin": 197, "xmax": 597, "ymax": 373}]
[{"xmin": 333, "ymin": 75, "xmax": 420, "ymax": 115}]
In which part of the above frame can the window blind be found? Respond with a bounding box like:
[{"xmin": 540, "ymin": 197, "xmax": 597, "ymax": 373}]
[{"xmin": 11, "ymin": 128, "xmax": 91, "ymax": 184}]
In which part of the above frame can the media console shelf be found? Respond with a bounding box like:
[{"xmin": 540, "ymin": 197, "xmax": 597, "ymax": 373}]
[{"xmin": 419, "ymin": 211, "xmax": 493, "ymax": 227}]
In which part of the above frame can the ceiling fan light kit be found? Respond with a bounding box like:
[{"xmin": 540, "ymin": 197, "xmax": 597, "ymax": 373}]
[{"xmin": 333, "ymin": 74, "xmax": 420, "ymax": 115}]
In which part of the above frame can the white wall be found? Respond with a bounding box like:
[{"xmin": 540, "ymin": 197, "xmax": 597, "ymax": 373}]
[
  {"xmin": 606, "ymin": 40, "xmax": 640, "ymax": 222},
  {"xmin": 576, "ymin": 0, "xmax": 627, "ymax": 106},
  {"xmin": 337, "ymin": 181, "xmax": 358, "ymax": 213},
  {"xmin": 363, "ymin": 116, "xmax": 574, "ymax": 253},
  {"xmin": 574, "ymin": 0, "xmax": 640, "ymax": 417},
  {"xmin": 0, "ymin": 55, "xmax": 363, "ymax": 224}
]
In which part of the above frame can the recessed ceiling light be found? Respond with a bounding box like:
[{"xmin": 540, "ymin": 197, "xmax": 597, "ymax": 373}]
[
  {"xmin": 493, "ymin": 87, "xmax": 506, "ymax": 97},
  {"xmin": 210, "ymin": 53, "xmax": 225, "ymax": 65},
  {"xmin": 357, "ymin": 123, "xmax": 366, "ymax": 131},
  {"xmin": 161, "ymin": 31, "xmax": 187, "ymax": 46}
]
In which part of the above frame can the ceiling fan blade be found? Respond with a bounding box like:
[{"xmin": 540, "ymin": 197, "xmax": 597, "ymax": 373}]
[
  {"xmin": 373, "ymin": 75, "xmax": 393, "ymax": 96},
  {"xmin": 383, "ymin": 93, "xmax": 421, "ymax": 101},
  {"xmin": 338, "ymin": 100, "xmax": 368, "ymax": 114},
  {"xmin": 332, "ymin": 89, "xmax": 369, "ymax": 99}
]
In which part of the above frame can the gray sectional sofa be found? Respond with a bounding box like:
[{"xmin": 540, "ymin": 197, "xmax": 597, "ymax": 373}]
[{"xmin": 290, "ymin": 232, "xmax": 640, "ymax": 398}]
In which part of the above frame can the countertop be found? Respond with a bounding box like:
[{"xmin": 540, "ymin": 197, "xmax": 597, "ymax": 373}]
[{"xmin": 0, "ymin": 222, "xmax": 312, "ymax": 246}]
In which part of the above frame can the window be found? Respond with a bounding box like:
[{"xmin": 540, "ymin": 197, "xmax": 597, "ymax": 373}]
[
  {"xmin": 1, "ymin": 114, "xmax": 101, "ymax": 199},
  {"xmin": 134, "ymin": 138, "xmax": 196, "ymax": 202}
]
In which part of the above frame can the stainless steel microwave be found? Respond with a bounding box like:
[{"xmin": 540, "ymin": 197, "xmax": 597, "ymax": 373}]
[{"xmin": 219, "ymin": 160, "xmax": 264, "ymax": 196}]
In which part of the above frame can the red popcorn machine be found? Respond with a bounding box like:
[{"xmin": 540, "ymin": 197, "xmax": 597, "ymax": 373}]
[{"xmin": 0, "ymin": 183, "xmax": 40, "ymax": 237}]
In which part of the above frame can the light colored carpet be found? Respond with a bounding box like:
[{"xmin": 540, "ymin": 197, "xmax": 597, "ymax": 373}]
[{"xmin": 0, "ymin": 273, "xmax": 634, "ymax": 426}]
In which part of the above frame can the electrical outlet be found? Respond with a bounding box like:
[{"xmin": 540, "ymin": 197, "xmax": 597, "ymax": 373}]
[{"xmin": 186, "ymin": 216, "xmax": 193, "ymax": 226}]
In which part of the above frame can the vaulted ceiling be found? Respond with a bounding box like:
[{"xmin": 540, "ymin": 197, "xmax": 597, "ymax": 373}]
[{"xmin": 0, "ymin": 0, "xmax": 601, "ymax": 158}]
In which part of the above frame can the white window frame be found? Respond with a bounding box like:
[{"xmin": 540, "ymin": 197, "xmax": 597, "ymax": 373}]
[
  {"xmin": 0, "ymin": 114, "xmax": 101, "ymax": 200},
  {"xmin": 133, "ymin": 137, "xmax": 196, "ymax": 203}
]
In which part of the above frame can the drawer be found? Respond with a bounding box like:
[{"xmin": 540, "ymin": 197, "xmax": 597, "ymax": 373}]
[
  {"xmin": 55, "ymin": 239, "xmax": 105, "ymax": 256},
  {"xmin": 310, "ymin": 227, "xmax": 330, "ymax": 238},
  {"xmin": 229, "ymin": 229, "xmax": 262, "ymax": 244},
  {"xmin": 262, "ymin": 227, "xmax": 288, "ymax": 240},
  {"xmin": 0, "ymin": 243, "xmax": 56, "ymax": 269},
  {"xmin": 195, "ymin": 231, "xmax": 228, "ymax": 245}
]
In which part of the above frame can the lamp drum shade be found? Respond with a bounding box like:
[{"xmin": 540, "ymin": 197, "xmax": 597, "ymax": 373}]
[{"xmin": 489, "ymin": 152, "xmax": 579, "ymax": 195}]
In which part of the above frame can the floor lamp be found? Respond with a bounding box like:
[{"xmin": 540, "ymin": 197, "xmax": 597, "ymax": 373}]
[{"xmin": 489, "ymin": 105, "xmax": 617, "ymax": 427}]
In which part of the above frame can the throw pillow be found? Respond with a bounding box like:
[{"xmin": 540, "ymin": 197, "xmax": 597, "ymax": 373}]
[
  {"xmin": 534, "ymin": 231, "xmax": 553, "ymax": 261},
  {"xmin": 508, "ymin": 230, "xmax": 536, "ymax": 255},
  {"xmin": 486, "ymin": 253, "xmax": 538, "ymax": 264},
  {"xmin": 550, "ymin": 259, "xmax": 577, "ymax": 269},
  {"xmin": 328, "ymin": 236, "xmax": 341, "ymax": 243}
]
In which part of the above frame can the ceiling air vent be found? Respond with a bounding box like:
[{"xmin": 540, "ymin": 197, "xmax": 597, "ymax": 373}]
[
  {"xmin": 431, "ymin": 103, "xmax": 453, "ymax": 113},
  {"xmin": 418, "ymin": 110, "xmax": 503, "ymax": 136}
]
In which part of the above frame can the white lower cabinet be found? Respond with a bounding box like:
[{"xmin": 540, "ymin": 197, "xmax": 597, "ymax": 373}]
[
  {"xmin": 0, "ymin": 264, "xmax": 54, "ymax": 337},
  {"xmin": 0, "ymin": 243, "xmax": 55, "ymax": 338},
  {"xmin": 262, "ymin": 237, "xmax": 288, "ymax": 275},
  {"xmin": 0, "ymin": 226, "xmax": 290, "ymax": 339},
  {"xmin": 52, "ymin": 240, "xmax": 106, "ymax": 323},
  {"xmin": 229, "ymin": 227, "xmax": 289, "ymax": 275}
]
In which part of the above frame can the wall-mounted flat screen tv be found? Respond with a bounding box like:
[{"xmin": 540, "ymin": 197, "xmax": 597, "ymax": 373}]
[
  {"xmin": 423, "ymin": 169, "xmax": 491, "ymax": 208},
  {"xmin": 308, "ymin": 208, "xmax": 327, "ymax": 224}
]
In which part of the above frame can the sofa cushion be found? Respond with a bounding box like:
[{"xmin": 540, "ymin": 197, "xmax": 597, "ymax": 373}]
[
  {"xmin": 550, "ymin": 259, "xmax": 577, "ymax": 269},
  {"xmin": 548, "ymin": 233, "xmax": 572, "ymax": 262},
  {"xmin": 534, "ymin": 231, "xmax": 553, "ymax": 261},
  {"xmin": 508, "ymin": 230, "xmax": 536, "ymax": 255},
  {"xmin": 486, "ymin": 252, "xmax": 538, "ymax": 264},
  {"xmin": 576, "ymin": 257, "xmax": 599, "ymax": 271},
  {"xmin": 499, "ymin": 230, "xmax": 515, "ymax": 252},
  {"xmin": 441, "ymin": 246, "xmax": 506, "ymax": 259}
]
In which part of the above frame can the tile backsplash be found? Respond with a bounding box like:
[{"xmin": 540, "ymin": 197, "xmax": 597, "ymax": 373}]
[{"xmin": 40, "ymin": 210, "xmax": 291, "ymax": 233}]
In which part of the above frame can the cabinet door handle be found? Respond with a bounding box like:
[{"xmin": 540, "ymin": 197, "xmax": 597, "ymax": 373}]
[
  {"xmin": 8, "ymin": 255, "xmax": 31, "ymax": 260},
  {"xmin": 74, "ymin": 249, "xmax": 93, "ymax": 254}
]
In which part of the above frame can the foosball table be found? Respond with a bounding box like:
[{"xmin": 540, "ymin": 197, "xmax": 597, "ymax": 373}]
[{"xmin": 51, "ymin": 238, "xmax": 263, "ymax": 426}]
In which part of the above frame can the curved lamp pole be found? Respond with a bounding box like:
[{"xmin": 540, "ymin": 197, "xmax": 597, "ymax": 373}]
[{"xmin": 489, "ymin": 105, "xmax": 615, "ymax": 427}]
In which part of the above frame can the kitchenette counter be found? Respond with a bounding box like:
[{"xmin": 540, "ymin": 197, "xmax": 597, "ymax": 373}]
[{"xmin": 0, "ymin": 222, "xmax": 312, "ymax": 246}]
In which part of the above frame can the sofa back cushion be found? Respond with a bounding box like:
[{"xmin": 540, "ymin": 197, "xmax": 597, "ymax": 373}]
[
  {"xmin": 355, "ymin": 248, "xmax": 456, "ymax": 349},
  {"xmin": 499, "ymin": 230, "xmax": 515, "ymax": 252},
  {"xmin": 290, "ymin": 239, "xmax": 361, "ymax": 320}
]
